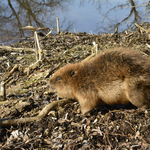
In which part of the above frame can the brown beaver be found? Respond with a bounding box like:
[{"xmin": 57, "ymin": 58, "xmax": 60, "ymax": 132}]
[{"xmin": 49, "ymin": 48, "xmax": 150, "ymax": 114}]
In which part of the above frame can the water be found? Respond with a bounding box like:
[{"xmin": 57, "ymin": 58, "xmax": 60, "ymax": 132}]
[{"xmin": 0, "ymin": 0, "xmax": 150, "ymax": 45}]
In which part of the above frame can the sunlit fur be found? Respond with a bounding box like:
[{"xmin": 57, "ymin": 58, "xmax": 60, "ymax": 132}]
[{"xmin": 49, "ymin": 48, "xmax": 150, "ymax": 114}]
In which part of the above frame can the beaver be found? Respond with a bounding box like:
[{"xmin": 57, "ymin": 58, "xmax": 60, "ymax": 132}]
[{"xmin": 49, "ymin": 48, "xmax": 150, "ymax": 114}]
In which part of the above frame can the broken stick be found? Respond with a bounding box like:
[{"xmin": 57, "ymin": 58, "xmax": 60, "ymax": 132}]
[{"xmin": 0, "ymin": 99, "xmax": 76, "ymax": 126}]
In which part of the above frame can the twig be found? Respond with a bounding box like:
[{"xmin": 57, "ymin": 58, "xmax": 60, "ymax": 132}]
[
  {"xmin": 124, "ymin": 33, "xmax": 133, "ymax": 38},
  {"xmin": 106, "ymin": 113, "xmax": 113, "ymax": 148},
  {"xmin": 0, "ymin": 99, "xmax": 76, "ymax": 126},
  {"xmin": 82, "ymin": 54, "xmax": 95, "ymax": 62},
  {"xmin": 135, "ymin": 23, "xmax": 148, "ymax": 33},
  {"xmin": 43, "ymin": 58, "xmax": 51, "ymax": 65},
  {"xmin": 34, "ymin": 32, "xmax": 39, "ymax": 61},
  {"xmin": 81, "ymin": 42, "xmax": 98, "ymax": 63},
  {"xmin": 124, "ymin": 3, "xmax": 148, "ymax": 8},
  {"xmin": 114, "ymin": 27, "xmax": 118, "ymax": 33},
  {"xmin": 34, "ymin": 31, "xmax": 43, "ymax": 60},
  {"xmin": 3, "ymin": 64, "xmax": 18, "ymax": 81},
  {"xmin": 92, "ymin": 41, "xmax": 98, "ymax": 54},
  {"xmin": 0, "ymin": 46, "xmax": 34, "ymax": 52},
  {"xmin": 45, "ymin": 29, "xmax": 53, "ymax": 37},
  {"xmin": 139, "ymin": 50, "xmax": 149, "ymax": 56},
  {"xmin": 57, "ymin": 16, "xmax": 60, "ymax": 34},
  {"xmin": 0, "ymin": 81, "xmax": 6, "ymax": 101},
  {"xmin": 24, "ymin": 31, "xmax": 51, "ymax": 75},
  {"xmin": 21, "ymin": 26, "xmax": 49, "ymax": 31},
  {"xmin": 146, "ymin": 43, "xmax": 150, "ymax": 49}
]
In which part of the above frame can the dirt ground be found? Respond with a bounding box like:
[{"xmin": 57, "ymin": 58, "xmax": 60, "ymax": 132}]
[{"xmin": 0, "ymin": 30, "xmax": 150, "ymax": 149}]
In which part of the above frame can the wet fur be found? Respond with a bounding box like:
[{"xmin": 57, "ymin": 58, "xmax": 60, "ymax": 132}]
[{"xmin": 49, "ymin": 48, "xmax": 150, "ymax": 114}]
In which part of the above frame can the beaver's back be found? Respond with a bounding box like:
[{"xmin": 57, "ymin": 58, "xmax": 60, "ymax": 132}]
[{"xmin": 77, "ymin": 48, "xmax": 150, "ymax": 83}]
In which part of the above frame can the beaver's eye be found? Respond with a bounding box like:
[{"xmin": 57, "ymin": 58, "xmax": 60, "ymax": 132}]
[{"xmin": 57, "ymin": 77, "xmax": 61, "ymax": 81}]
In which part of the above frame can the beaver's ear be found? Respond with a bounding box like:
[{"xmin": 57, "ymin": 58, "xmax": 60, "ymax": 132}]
[{"xmin": 70, "ymin": 70, "xmax": 77, "ymax": 77}]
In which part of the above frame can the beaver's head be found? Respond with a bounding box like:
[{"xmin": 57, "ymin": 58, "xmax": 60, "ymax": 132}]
[{"xmin": 49, "ymin": 63, "xmax": 80, "ymax": 99}]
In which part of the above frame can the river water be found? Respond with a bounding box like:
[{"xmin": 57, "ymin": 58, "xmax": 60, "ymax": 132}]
[{"xmin": 0, "ymin": 0, "xmax": 150, "ymax": 45}]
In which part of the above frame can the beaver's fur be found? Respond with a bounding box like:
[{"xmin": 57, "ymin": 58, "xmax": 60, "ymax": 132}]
[{"xmin": 49, "ymin": 48, "xmax": 150, "ymax": 114}]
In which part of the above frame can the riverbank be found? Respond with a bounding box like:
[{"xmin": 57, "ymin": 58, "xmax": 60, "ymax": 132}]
[{"xmin": 0, "ymin": 31, "xmax": 150, "ymax": 149}]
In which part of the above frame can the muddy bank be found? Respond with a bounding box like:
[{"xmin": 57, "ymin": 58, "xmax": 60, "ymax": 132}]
[{"xmin": 0, "ymin": 31, "xmax": 150, "ymax": 149}]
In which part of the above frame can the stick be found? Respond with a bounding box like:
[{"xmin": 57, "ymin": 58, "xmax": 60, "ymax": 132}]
[
  {"xmin": 57, "ymin": 16, "xmax": 60, "ymax": 34},
  {"xmin": 0, "ymin": 99, "xmax": 76, "ymax": 126},
  {"xmin": 0, "ymin": 81, "xmax": 6, "ymax": 101},
  {"xmin": 82, "ymin": 42, "xmax": 98, "ymax": 63},
  {"xmin": 34, "ymin": 31, "xmax": 43, "ymax": 60},
  {"xmin": 0, "ymin": 46, "xmax": 34, "ymax": 52},
  {"xmin": 82, "ymin": 54, "xmax": 95, "ymax": 62},
  {"xmin": 3, "ymin": 64, "xmax": 18, "ymax": 81},
  {"xmin": 45, "ymin": 29, "xmax": 53, "ymax": 37},
  {"xmin": 135, "ymin": 23, "xmax": 148, "ymax": 33},
  {"xmin": 34, "ymin": 32, "xmax": 39, "ymax": 61}
]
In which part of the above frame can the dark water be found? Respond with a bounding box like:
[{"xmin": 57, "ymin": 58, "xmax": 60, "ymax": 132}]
[{"xmin": 0, "ymin": 0, "xmax": 150, "ymax": 45}]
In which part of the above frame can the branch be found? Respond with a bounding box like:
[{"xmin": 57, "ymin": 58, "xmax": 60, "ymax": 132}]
[
  {"xmin": 0, "ymin": 99, "xmax": 77, "ymax": 126},
  {"xmin": 0, "ymin": 46, "xmax": 35, "ymax": 52}
]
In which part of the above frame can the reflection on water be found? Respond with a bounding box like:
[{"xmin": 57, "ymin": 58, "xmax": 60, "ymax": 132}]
[{"xmin": 0, "ymin": 0, "xmax": 150, "ymax": 45}]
